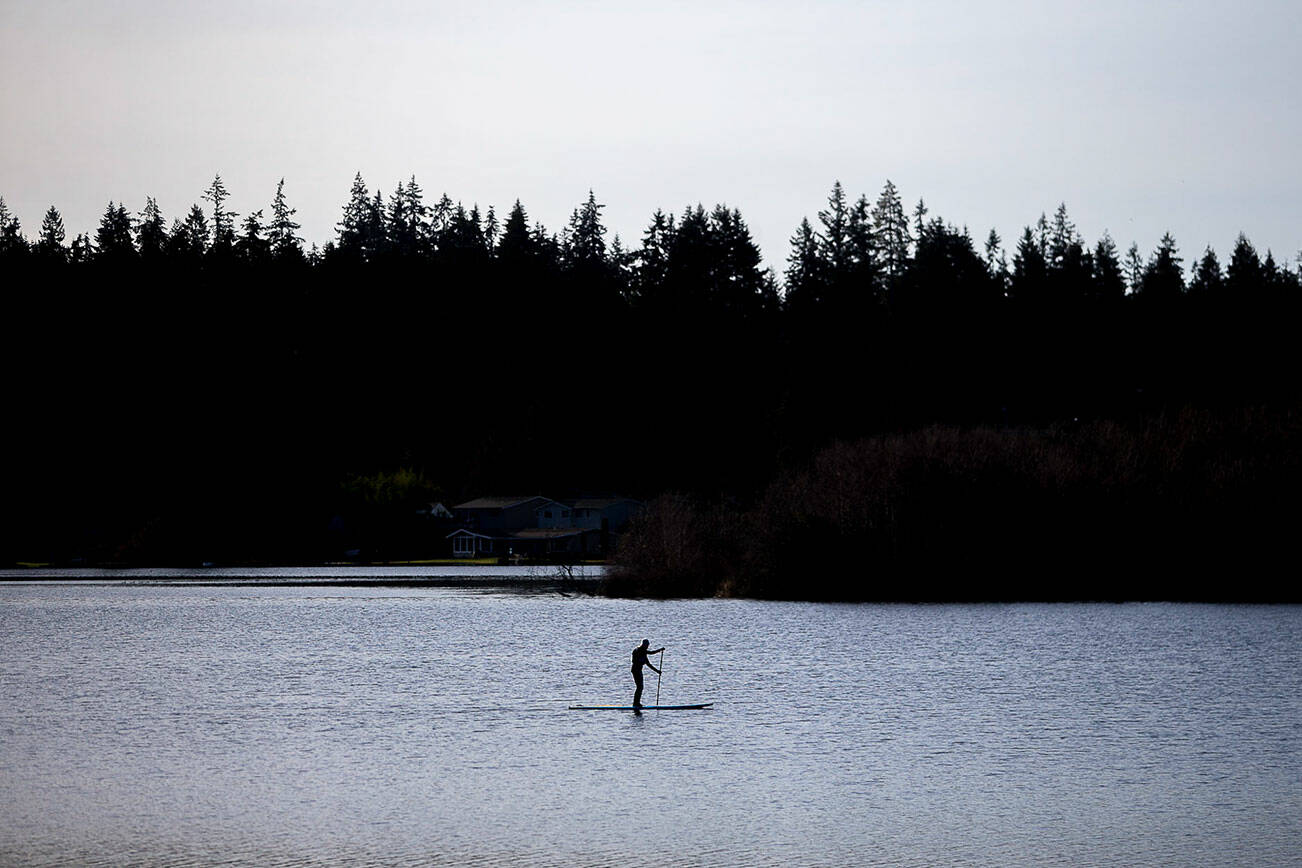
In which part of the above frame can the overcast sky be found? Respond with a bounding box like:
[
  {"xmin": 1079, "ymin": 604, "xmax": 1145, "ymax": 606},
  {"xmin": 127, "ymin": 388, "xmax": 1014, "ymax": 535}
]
[{"xmin": 3, "ymin": 0, "xmax": 1299, "ymax": 272}]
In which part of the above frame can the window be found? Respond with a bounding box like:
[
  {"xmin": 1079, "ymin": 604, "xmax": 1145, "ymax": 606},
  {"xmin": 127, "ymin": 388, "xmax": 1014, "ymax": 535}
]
[{"xmin": 454, "ymin": 536, "xmax": 474, "ymax": 554}]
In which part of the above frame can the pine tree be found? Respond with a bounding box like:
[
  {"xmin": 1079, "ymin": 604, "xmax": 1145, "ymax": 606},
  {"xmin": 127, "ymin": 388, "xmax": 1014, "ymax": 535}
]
[
  {"xmin": 1140, "ymin": 233, "xmax": 1184, "ymax": 300},
  {"xmin": 363, "ymin": 189, "xmax": 387, "ymax": 260},
  {"xmin": 784, "ymin": 217, "xmax": 823, "ymax": 311},
  {"xmin": 1046, "ymin": 203, "xmax": 1091, "ymax": 304},
  {"xmin": 95, "ymin": 201, "xmax": 135, "ymax": 262},
  {"xmin": 912, "ymin": 198, "xmax": 929, "ymax": 249},
  {"xmin": 69, "ymin": 233, "xmax": 95, "ymax": 264},
  {"xmin": 871, "ymin": 180, "xmax": 911, "ymax": 284},
  {"xmin": 496, "ymin": 199, "xmax": 536, "ymax": 267},
  {"xmin": 1048, "ymin": 203, "xmax": 1076, "ymax": 269},
  {"xmin": 268, "ymin": 179, "xmax": 303, "ymax": 263},
  {"xmin": 818, "ymin": 181, "xmax": 850, "ymax": 274},
  {"xmin": 565, "ymin": 190, "xmax": 608, "ymax": 270},
  {"xmin": 202, "ymin": 174, "xmax": 237, "ymax": 253},
  {"xmin": 484, "ymin": 205, "xmax": 499, "ymax": 253},
  {"xmin": 0, "ymin": 197, "xmax": 27, "ymax": 259},
  {"xmin": 1124, "ymin": 243, "xmax": 1144, "ymax": 294},
  {"xmin": 136, "ymin": 197, "xmax": 168, "ymax": 261},
  {"xmin": 386, "ymin": 176, "xmax": 427, "ymax": 258},
  {"xmin": 36, "ymin": 206, "xmax": 67, "ymax": 262},
  {"xmin": 708, "ymin": 204, "xmax": 766, "ymax": 319},
  {"xmin": 236, "ymin": 210, "xmax": 270, "ymax": 263},
  {"xmin": 984, "ymin": 228, "xmax": 1003, "ymax": 274},
  {"xmin": 336, "ymin": 173, "xmax": 371, "ymax": 259},
  {"xmin": 845, "ymin": 194, "xmax": 878, "ymax": 293},
  {"xmin": 1009, "ymin": 226, "xmax": 1047, "ymax": 307},
  {"xmin": 1262, "ymin": 250, "xmax": 1287, "ymax": 297},
  {"xmin": 1187, "ymin": 246, "xmax": 1224, "ymax": 297},
  {"xmin": 174, "ymin": 205, "xmax": 209, "ymax": 262},
  {"xmin": 1090, "ymin": 233, "xmax": 1126, "ymax": 302},
  {"xmin": 1226, "ymin": 233, "xmax": 1263, "ymax": 300}
]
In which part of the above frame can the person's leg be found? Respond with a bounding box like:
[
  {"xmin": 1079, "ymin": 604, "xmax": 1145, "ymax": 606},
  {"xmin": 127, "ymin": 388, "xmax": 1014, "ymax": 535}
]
[{"xmin": 633, "ymin": 669, "xmax": 644, "ymax": 707}]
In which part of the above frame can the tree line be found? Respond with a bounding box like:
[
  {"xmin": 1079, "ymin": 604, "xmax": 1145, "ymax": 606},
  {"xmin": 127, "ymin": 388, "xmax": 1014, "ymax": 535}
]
[{"xmin": 1, "ymin": 175, "xmax": 1298, "ymax": 567}]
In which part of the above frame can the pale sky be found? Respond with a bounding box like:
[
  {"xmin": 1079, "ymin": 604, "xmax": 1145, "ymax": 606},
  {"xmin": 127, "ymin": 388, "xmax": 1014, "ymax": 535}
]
[{"xmin": 2, "ymin": 0, "xmax": 1299, "ymax": 273}]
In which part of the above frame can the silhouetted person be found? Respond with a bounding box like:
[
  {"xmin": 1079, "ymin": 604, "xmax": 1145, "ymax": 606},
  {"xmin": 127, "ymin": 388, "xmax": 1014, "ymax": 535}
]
[{"xmin": 631, "ymin": 639, "xmax": 664, "ymax": 708}]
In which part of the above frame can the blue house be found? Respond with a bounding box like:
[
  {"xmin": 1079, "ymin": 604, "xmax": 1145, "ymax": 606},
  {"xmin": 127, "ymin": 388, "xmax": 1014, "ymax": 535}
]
[{"xmin": 447, "ymin": 495, "xmax": 642, "ymax": 560}]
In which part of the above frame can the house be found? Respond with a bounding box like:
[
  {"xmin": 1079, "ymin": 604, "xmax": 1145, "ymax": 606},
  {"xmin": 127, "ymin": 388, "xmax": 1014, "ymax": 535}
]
[
  {"xmin": 453, "ymin": 496, "xmax": 560, "ymax": 533},
  {"xmin": 569, "ymin": 497, "xmax": 643, "ymax": 532},
  {"xmin": 447, "ymin": 494, "xmax": 643, "ymax": 560}
]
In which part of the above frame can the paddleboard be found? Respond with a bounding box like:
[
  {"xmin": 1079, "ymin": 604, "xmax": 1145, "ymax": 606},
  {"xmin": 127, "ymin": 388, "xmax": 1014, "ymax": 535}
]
[{"xmin": 568, "ymin": 703, "xmax": 713, "ymax": 710}]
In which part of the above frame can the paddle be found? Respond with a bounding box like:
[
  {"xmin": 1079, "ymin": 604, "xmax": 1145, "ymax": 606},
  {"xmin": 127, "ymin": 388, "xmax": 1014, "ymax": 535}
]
[{"xmin": 655, "ymin": 648, "xmax": 664, "ymax": 707}]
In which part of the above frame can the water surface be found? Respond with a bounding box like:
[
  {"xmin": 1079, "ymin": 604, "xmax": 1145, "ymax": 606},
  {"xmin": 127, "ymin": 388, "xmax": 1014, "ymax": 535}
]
[{"xmin": 1, "ymin": 583, "xmax": 1298, "ymax": 866}]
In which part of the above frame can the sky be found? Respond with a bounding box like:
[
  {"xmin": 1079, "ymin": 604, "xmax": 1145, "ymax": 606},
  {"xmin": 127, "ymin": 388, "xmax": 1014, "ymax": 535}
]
[{"xmin": 2, "ymin": 0, "xmax": 1299, "ymax": 274}]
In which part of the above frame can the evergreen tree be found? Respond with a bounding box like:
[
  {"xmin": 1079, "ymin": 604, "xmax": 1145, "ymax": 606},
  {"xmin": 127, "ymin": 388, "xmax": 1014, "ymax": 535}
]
[
  {"xmin": 912, "ymin": 198, "xmax": 929, "ymax": 250},
  {"xmin": 136, "ymin": 197, "xmax": 168, "ymax": 261},
  {"xmin": 1124, "ymin": 243, "xmax": 1145, "ymax": 294},
  {"xmin": 708, "ymin": 204, "xmax": 766, "ymax": 319},
  {"xmin": 335, "ymin": 173, "xmax": 371, "ymax": 260},
  {"xmin": 484, "ymin": 205, "xmax": 499, "ymax": 253},
  {"xmin": 985, "ymin": 228, "xmax": 1008, "ymax": 295},
  {"xmin": 268, "ymin": 179, "xmax": 304, "ymax": 263},
  {"xmin": 202, "ymin": 174, "xmax": 237, "ymax": 254},
  {"xmin": 662, "ymin": 204, "xmax": 712, "ymax": 307},
  {"xmin": 172, "ymin": 205, "xmax": 209, "ymax": 262},
  {"xmin": 565, "ymin": 190, "xmax": 608, "ymax": 271},
  {"xmin": 608, "ymin": 234, "xmax": 633, "ymax": 294},
  {"xmin": 1262, "ymin": 251, "xmax": 1288, "ymax": 297},
  {"xmin": 1140, "ymin": 233, "xmax": 1184, "ymax": 300},
  {"xmin": 0, "ymin": 197, "xmax": 28, "ymax": 260},
  {"xmin": 1090, "ymin": 233, "xmax": 1126, "ymax": 302},
  {"xmin": 95, "ymin": 201, "xmax": 135, "ymax": 263},
  {"xmin": 871, "ymin": 180, "xmax": 911, "ymax": 285},
  {"xmin": 36, "ymin": 206, "xmax": 67, "ymax": 263},
  {"xmin": 1226, "ymin": 233, "xmax": 1263, "ymax": 300},
  {"xmin": 236, "ymin": 210, "xmax": 271, "ymax": 263},
  {"xmin": 845, "ymin": 194, "xmax": 879, "ymax": 295},
  {"xmin": 1047, "ymin": 203, "xmax": 1076, "ymax": 270},
  {"xmin": 363, "ymin": 189, "xmax": 387, "ymax": 260},
  {"xmin": 904, "ymin": 217, "xmax": 998, "ymax": 321},
  {"xmin": 984, "ymin": 228, "xmax": 1003, "ymax": 274},
  {"xmin": 1187, "ymin": 246, "xmax": 1224, "ymax": 297},
  {"xmin": 784, "ymin": 217, "xmax": 823, "ymax": 312},
  {"xmin": 1009, "ymin": 226, "xmax": 1047, "ymax": 307},
  {"xmin": 496, "ymin": 199, "xmax": 536, "ymax": 267},
  {"xmin": 69, "ymin": 233, "xmax": 95, "ymax": 265},
  {"xmin": 386, "ymin": 176, "xmax": 427, "ymax": 258},
  {"xmin": 1034, "ymin": 213, "xmax": 1050, "ymax": 258},
  {"xmin": 430, "ymin": 193, "xmax": 455, "ymax": 240},
  {"xmin": 1045, "ymin": 204, "xmax": 1091, "ymax": 305},
  {"xmin": 632, "ymin": 208, "xmax": 675, "ymax": 305},
  {"xmin": 818, "ymin": 181, "xmax": 850, "ymax": 274}
]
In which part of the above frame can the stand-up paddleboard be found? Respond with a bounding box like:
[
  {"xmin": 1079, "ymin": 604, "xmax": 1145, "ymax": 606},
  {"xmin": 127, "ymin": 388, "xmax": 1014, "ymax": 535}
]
[{"xmin": 568, "ymin": 703, "xmax": 713, "ymax": 710}]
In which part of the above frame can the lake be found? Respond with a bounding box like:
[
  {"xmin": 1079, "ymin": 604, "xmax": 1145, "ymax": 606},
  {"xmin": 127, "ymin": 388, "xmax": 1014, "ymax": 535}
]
[{"xmin": 1, "ymin": 578, "xmax": 1299, "ymax": 866}]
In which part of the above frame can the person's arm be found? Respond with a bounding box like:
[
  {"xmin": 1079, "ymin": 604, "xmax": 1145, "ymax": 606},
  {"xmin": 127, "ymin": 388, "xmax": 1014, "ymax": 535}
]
[{"xmin": 649, "ymin": 647, "xmax": 665, "ymax": 673}]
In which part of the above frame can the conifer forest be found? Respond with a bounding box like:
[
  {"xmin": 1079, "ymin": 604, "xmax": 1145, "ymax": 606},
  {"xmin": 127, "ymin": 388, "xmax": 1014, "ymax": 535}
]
[{"xmin": 3, "ymin": 176, "xmax": 1299, "ymax": 596}]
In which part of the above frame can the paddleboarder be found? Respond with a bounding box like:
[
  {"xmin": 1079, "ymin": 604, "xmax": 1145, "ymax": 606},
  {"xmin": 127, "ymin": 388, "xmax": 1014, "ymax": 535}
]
[{"xmin": 631, "ymin": 639, "xmax": 664, "ymax": 709}]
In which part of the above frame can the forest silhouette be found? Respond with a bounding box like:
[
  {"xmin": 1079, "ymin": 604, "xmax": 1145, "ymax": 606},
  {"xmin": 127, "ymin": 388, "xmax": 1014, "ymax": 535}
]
[{"xmin": 1, "ymin": 177, "xmax": 1299, "ymax": 596}]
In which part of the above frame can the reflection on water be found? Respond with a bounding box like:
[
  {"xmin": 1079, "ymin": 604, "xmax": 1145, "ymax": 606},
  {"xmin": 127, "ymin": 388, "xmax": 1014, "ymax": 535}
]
[{"xmin": 1, "ymin": 584, "xmax": 1299, "ymax": 866}]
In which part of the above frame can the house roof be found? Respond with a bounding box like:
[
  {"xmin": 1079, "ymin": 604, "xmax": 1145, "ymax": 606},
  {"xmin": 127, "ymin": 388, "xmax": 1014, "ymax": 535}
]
[
  {"xmin": 454, "ymin": 496, "xmax": 547, "ymax": 510},
  {"xmin": 511, "ymin": 528, "xmax": 594, "ymax": 540},
  {"xmin": 445, "ymin": 528, "xmax": 495, "ymax": 539}
]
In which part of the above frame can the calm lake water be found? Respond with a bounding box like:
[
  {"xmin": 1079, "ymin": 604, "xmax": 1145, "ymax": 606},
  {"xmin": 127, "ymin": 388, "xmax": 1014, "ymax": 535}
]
[{"xmin": 1, "ymin": 579, "xmax": 1299, "ymax": 866}]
